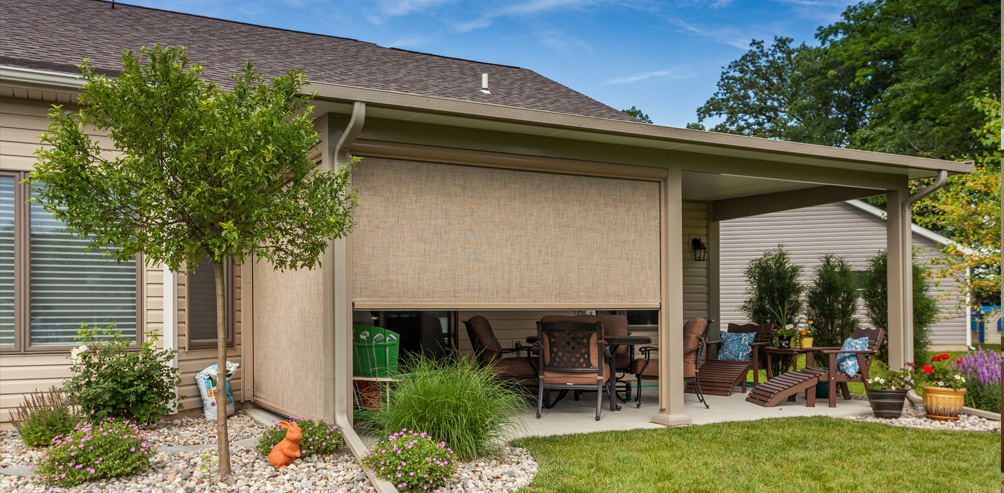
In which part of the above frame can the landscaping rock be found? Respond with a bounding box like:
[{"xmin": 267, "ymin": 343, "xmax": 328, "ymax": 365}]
[{"xmin": 843, "ymin": 404, "xmax": 1001, "ymax": 432}]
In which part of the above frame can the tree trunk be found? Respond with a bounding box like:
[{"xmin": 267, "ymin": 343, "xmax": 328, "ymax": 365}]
[{"xmin": 214, "ymin": 261, "xmax": 232, "ymax": 481}]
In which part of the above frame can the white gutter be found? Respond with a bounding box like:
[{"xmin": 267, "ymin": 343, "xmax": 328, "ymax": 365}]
[
  {"xmin": 162, "ymin": 265, "xmax": 177, "ymax": 368},
  {"xmin": 0, "ymin": 65, "xmax": 83, "ymax": 91}
]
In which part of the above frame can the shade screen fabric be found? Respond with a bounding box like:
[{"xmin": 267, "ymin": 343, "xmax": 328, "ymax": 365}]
[
  {"xmin": 29, "ymin": 185, "xmax": 136, "ymax": 346},
  {"xmin": 351, "ymin": 158, "xmax": 661, "ymax": 307}
]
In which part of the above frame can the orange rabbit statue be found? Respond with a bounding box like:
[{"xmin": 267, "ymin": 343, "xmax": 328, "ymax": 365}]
[{"xmin": 267, "ymin": 421, "xmax": 303, "ymax": 469}]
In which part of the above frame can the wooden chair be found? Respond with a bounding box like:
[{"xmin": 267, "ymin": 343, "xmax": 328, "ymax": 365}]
[
  {"xmin": 805, "ymin": 327, "xmax": 885, "ymax": 407},
  {"xmin": 463, "ymin": 316, "xmax": 536, "ymax": 382},
  {"xmin": 630, "ymin": 318, "xmax": 711, "ymax": 408},
  {"xmin": 706, "ymin": 323, "xmax": 773, "ymax": 389},
  {"xmin": 536, "ymin": 320, "xmax": 616, "ymax": 421}
]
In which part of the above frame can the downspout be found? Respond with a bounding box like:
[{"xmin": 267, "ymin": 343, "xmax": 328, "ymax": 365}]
[
  {"xmin": 162, "ymin": 265, "xmax": 179, "ymax": 401},
  {"xmin": 329, "ymin": 102, "xmax": 396, "ymax": 492},
  {"xmin": 905, "ymin": 169, "xmax": 949, "ymax": 205}
]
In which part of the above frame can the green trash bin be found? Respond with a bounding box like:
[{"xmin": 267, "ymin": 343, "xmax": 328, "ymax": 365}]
[
  {"xmin": 815, "ymin": 367, "xmax": 829, "ymax": 398},
  {"xmin": 352, "ymin": 325, "xmax": 400, "ymax": 378}
]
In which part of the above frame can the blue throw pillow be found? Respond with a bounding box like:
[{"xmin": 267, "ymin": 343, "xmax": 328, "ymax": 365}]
[
  {"xmin": 719, "ymin": 332, "xmax": 755, "ymax": 362},
  {"xmin": 835, "ymin": 337, "xmax": 869, "ymax": 377}
]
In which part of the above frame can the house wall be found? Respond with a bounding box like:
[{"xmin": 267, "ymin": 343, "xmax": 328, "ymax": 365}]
[
  {"xmin": 174, "ymin": 264, "xmax": 244, "ymax": 416},
  {"xmin": 719, "ymin": 201, "xmax": 967, "ymax": 349},
  {"xmin": 0, "ymin": 96, "xmax": 165, "ymax": 425}
]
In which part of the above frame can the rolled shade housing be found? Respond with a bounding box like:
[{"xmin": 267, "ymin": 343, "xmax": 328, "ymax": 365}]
[{"xmin": 350, "ymin": 158, "xmax": 661, "ymax": 309}]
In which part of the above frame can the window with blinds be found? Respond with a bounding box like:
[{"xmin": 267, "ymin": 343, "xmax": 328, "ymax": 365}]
[
  {"xmin": 187, "ymin": 256, "xmax": 233, "ymax": 347},
  {"xmin": 0, "ymin": 170, "xmax": 139, "ymax": 352},
  {"xmin": 0, "ymin": 176, "xmax": 14, "ymax": 348},
  {"xmin": 28, "ymin": 184, "xmax": 137, "ymax": 346}
]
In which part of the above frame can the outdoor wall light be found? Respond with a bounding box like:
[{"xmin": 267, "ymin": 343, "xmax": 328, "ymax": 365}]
[{"xmin": 691, "ymin": 237, "xmax": 708, "ymax": 262}]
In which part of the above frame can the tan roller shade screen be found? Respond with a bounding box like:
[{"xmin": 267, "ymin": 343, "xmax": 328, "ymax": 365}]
[{"xmin": 351, "ymin": 158, "xmax": 661, "ymax": 308}]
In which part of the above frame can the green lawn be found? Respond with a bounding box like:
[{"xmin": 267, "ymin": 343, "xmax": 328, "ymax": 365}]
[{"xmin": 514, "ymin": 417, "xmax": 1000, "ymax": 492}]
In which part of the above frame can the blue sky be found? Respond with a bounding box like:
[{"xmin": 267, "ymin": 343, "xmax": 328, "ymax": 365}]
[{"xmin": 127, "ymin": 0, "xmax": 859, "ymax": 127}]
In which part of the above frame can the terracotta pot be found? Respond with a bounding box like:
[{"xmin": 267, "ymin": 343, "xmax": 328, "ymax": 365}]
[
  {"xmin": 865, "ymin": 388, "xmax": 908, "ymax": 418},
  {"xmin": 921, "ymin": 385, "xmax": 967, "ymax": 421},
  {"xmin": 799, "ymin": 337, "xmax": 813, "ymax": 348}
]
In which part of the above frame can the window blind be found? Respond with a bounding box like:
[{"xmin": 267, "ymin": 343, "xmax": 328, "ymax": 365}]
[
  {"xmin": 28, "ymin": 186, "xmax": 136, "ymax": 346},
  {"xmin": 0, "ymin": 176, "xmax": 13, "ymax": 347}
]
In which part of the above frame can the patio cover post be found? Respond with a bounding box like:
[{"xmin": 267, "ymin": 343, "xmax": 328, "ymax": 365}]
[
  {"xmin": 886, "ymin": 179, "xmax": 912, "ymax": 369},
  {"xmin": 651, "ymin": 164, "xmax": 691, "ymax": 426}
]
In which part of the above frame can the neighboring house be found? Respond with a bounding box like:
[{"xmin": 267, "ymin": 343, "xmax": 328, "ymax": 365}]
[
  {"xmin": 0, "ymin": 0, "xmax": 971, "ymax": 463},
  {"xmin": 719, "ymin": 200, "xmax": 970, "ymax": 351}
]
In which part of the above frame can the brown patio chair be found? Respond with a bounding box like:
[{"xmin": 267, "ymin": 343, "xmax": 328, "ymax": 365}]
[
  {"xmin": 804, "ymin": 327, "xmax": 885, "ymax": 407},
  {"xmin": 536, "ymin": 320, "xmax": 616, "ymax": 421},
  {"xmin": 630, "ymin": 318, "xmax": 711, "ymax": 408},
  {"xmin": 540, "ymin": 314, "xmax": 633, "ymax": 398},
  {"xmin": 706, "ymin": 323, "xmax": 773, "ymax": 389},
  {"xmin": 463, "ymin": 315, "xmax": 536, "ymax": 382}
]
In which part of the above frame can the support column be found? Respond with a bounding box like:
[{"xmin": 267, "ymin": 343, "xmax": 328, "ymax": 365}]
[
  {"xmin": 651, "ymin": 164, "xmax": 690, "ymax": 426},
  {"xmin": 886, "ymin": 180, "xmax": 912, "ymax": 369}
]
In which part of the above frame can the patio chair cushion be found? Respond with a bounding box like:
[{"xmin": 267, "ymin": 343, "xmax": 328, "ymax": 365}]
[
  {"xmin": 489, "ymin": 358, "xmax": 536, "ymax": 378},
  {"xmin": 630, "ymin": 358, "xmax": 658, "ymax": 377},
  {"xmin": 683, "ymin": 318, "xmax": 707, "ymax": 378},
  {"xmin": 541, "ymin": 363, "xmax": 612, "ymax": 385},
  {"xmin": 718, "ymin": 331, "xmax": 755, "ymax": 361},
  {"xmin": 836, "ymin": 336, "xmax": 869, "ymax": 377}
]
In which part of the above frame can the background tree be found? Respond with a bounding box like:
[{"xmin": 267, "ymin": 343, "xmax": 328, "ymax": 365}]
[
  {"xmin": 32, "ymin": 46, "xmax": 357, "ymax": 481},
  {"xmin": 804, "ymin": 254, "xmax": 859, "ymax": 365},
  {"xmin": 859, "ymin": 250, "xmax": 939, "ymax": 364},
  {"xmin": 916, "ymin": 95, "xmax": 1001, "ymax": 305},
  {"xmin": 741, "ymin": 246, "xmax": 804, "ymax": 328},
  {"xmin": 621, "ymin": 106, "xmax": 653, "ymax": 123}
]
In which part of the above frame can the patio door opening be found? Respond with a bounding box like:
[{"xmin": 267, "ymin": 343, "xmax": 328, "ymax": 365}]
[{"xmin": 353, "ymin": 310, "xmax": 456, "ymax": 364}]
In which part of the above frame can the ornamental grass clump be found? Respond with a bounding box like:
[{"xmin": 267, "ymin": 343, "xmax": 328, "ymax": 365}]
[
  {"xmin": 954, "ymin": 348, "xmax": 1001, "ymax": 413},
  {"xmin": 362, "ymin": 429, "xmax": 455, "ymax": 491},
  {"xmin": 10, "ymin": 386, "xmax": 80, "ymax": 447},
  {"xmin": 32, "ymin": 419, "xmax": 153, "ymax": 487},
  {"xmin": 254, "ymin": 417, "xmax": 344, "ymax": 457},
  {"xmin": 369, "ymin": 355, "xmax": 526, "ymax": 461}
]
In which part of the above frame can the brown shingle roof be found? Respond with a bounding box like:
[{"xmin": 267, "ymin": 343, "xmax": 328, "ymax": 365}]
[{"xmin": 0, "ymin": 0, "xmax": 637, "ymax": 122}]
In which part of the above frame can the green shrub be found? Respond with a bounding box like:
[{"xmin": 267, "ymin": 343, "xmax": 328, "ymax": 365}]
[
  {"xmin": 369, "ymin": 356, "xmax": 525, "ymax": 461},
  {"xmin": 741, "ymin": 245, "xmax": 804, "ymax": 327},
  {"xmin": 10, "ymin": 386, "xmax": 80, "ymax": 447},
  {"xmin": 965, "ymin": 382, "xmax": 1001, "ymax": 413},
  {"xmin": 32, "ymin": 419, "xmax": 154, "ymax": 487},
  {"xmin": 805, "ymin": 254, "xmax": 859, "ymax": 364},
  {"xmin": 860, "ymin": 251, "xmax": 938, "ymax": 364},
  {"xmin": 254, "ymin": 417, "xmax": 344, "ymax": 457},
  {"xmin": 361, "ymin": 429, "xmax": 455, "ymax": 491},
  {"xmin": 62, "ymin": 325, "xmax": 182, "ymax": 425}
]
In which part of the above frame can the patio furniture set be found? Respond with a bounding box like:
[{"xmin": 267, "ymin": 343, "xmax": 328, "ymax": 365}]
[{"xmin": 465, "ymin": 315, "xmax": 885, "ymax": 420}]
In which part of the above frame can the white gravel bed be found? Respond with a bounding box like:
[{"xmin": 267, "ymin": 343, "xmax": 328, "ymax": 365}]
[
  {"xmin": 145, "ymin": 411, "xmax": 267, "ymax": 446},
  {"xmin": 842, "ymin": 404, "xmax": 1001, "ymax": 432},
  {"xmin": 432, "ymin": 446, "xmax": 537, "ymax": 493}
]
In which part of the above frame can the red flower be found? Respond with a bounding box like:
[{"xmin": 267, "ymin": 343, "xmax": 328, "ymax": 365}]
[
  {"xmin": 956, "ymin": 359, "xmax": 963, "ymax": 365},
  {"xmin": 922, "ymin": 365, "xmax": 933, "ymax": 374},
  {"xmin": 939, "ymin": 353, "xmax": 950, "ymax": 360},
  {"xmin": 930, "ymin": 355, "xmax": 939, "ymax": 363}
]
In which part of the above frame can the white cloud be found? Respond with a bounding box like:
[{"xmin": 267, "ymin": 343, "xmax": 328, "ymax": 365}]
[
  {"xmin": 386, "ymin": 34, "xmax": 429, "ymax": 49},
  {"xmin": 604, "ymin": 66, "xmax": 698, "ymax": 84},
  {"xmin": 452, "ymin": 0, "xmax": 602, "ymax": 32},
  {"xmin": 376, "ymin": 0, "xmax": 456, "ymax": 16},
  {"xmin": 771, "ymin": 0, "xmax": 854, "ymax": 24},
  {"xmin": 665, "ymin": 18, "xmax": 755, "ymax": 49}
]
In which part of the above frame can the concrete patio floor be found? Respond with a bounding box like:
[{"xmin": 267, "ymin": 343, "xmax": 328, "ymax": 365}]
[{"xmin": 511, "ymin": 384, "xmax": 873, "ymax": 438}]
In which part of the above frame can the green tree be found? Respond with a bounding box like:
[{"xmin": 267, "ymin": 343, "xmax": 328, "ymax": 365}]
[
  {"xmin": 804, "ymin": 255, "xmax": 859, "ymax": 364},
  {"xmin": 916, "ymin": 95, "xmax": 1001, "ymax": 303},
  {"xmin": 859, "ymin": 250, "xmax": 938, "ymax": 364},
  {"xmin": 32, "ymin": 46, "xmax": 357, "ymax": 480},
  {"xmin": 621, "ymin": 106, "xmax": 653, "ymax": 123},
  {"xmin": 693, "ymin": 0, "xmax": 1001, "ymax": 160},
  {"xmin": 741, "ymin": 246, "xmax": 804, "ymax": 328}
]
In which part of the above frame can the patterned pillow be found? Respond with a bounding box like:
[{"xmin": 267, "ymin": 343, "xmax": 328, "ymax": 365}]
[
  {"xmin": 836, "ymin": 337, "xmax": 869, "ymax": 377},
  {"xmin": 719, "ymin": 332, "xmax": 755, "ymax": 362}
]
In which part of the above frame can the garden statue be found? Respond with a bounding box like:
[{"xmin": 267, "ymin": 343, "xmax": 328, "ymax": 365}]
[{"xmin": 267, "ymin": 421, "xmax": 303, "ymax": 469}]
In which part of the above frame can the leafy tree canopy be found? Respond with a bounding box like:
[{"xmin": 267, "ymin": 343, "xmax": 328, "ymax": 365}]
[{"xmin": 622, "ymin": 106, "xmax": 653, "ymax": 123}]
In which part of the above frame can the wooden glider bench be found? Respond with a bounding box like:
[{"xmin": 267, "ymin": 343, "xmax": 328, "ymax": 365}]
[{"xmin": 745, "ymin": 367, "xmax": 824, "ymax": 407}]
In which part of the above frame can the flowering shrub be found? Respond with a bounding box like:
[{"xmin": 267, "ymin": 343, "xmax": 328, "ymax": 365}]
[
  {"xmin": 62, "ymin": 325, "xmax": 182, "ymax": 425},
  {"xmin": 954, "ymin": 348, "xmax": 1001, "ymax": 413},
  {"xmin": 867, "ymin": 362, "xmax": 917, "ymax": 391},
  {"xmin": 10, "ymin": 387, "xmax": 80, "ymax": 447},
  {"xmin": 254, "ymin": 417, "xmax": 344, "ymax": 457},
  {"xmin": 32, "ymin": 419, "xmax": 153, "ymax": 487},
  {"xmin": 798, "ymin": 320, "xmax": 814, "ymax": 338},
  {"xmin": 919, "ymin": 353, "xmax": 967, "ymax": 390},
  {"xmin": 361, "ymin": 429, "xmax": 455, "ymax": 491}
]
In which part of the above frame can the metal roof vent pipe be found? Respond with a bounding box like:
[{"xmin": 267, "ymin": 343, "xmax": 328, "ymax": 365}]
[{"xmin": 481, "ymin": 73, "xmax": 490, "ymax": 94}]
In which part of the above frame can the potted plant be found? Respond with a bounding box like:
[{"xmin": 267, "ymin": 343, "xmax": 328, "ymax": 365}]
[
  {"xmin": 797, "ymin": 320, "xmax": 814, "ymax": 348},
  {"xmin": 919, "ymin": 353, "xmax": 968, "ymax": 420},
  {"xmin": 772, "ymin": 325, "xmax": 798, "ymax": 348},
  {"xmin": 865, "ymin": 363, "xmax": 916, "ymax": 418}
]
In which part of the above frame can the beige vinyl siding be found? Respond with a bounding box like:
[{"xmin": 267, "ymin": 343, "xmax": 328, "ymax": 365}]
[
  {"xmin": 719, "ymin": 202, "xmax": 967, "ymax": 347},
  {"xmin": 0, "ymin": 96, "xmax": 158, "ymax": 426},
  {"xmin": 683, "ymin": 202, "xmax": 710, "ymax": 322},
  {"xmin": 175, "ymin": 264, "xmax": 244, "ymax": 415}
]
